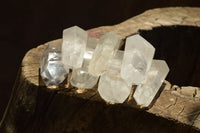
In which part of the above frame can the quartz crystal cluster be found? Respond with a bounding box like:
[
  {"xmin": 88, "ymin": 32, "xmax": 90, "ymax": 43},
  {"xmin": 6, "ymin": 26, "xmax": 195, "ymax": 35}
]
[{"xmin": 40, "ymin": 26, "xmax": 169, "ymax": 107}]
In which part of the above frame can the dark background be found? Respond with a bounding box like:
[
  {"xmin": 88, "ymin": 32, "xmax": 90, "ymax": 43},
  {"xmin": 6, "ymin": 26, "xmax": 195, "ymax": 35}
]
[{"xmin": 0, "ymin": 0, "xmax": 199, "ymax": 120}]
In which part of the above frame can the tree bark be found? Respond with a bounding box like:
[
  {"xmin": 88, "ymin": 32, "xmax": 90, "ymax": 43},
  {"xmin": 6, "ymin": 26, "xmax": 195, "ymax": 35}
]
[{"xmin": 1, "ymin": 7, "xmax": 200, "ymax": 133}]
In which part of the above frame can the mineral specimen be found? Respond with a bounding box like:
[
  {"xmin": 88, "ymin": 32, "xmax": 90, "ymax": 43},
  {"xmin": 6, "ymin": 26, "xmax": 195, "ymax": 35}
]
[
  {"xmin": 40, "ymin": 26, "xmax": 170, "ymax": 106},
  {"xmin": 70, "ymin": 38, "xmax": 99, "ymax": 89},
  {"xmin": 121, "ymin": 34, "xmax": 155, "ymax": 85},
  {"xmin": 40, "ymin": 43, "xmax": 68, "ymax": 86},
  {"xmin": 62, "ymin": 26, "xmax": 88, "ymax": 69},
  {"xmin": 88, "ymin": 32, "xmax": 121, "ymax": 77},
  {"xmin": 98, "ymin": 50, "xmax": 132, "ymax": 103},
  {"xmin": 133, "ymin": 60, "xmax": 169, "ymax": 107}
]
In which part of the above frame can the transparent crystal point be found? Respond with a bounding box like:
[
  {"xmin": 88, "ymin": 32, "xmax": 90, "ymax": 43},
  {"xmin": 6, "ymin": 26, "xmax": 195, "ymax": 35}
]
[
  {"xmin": 133, "ymin": 60, "xmax": 169, "ymax": 107},
  {"xmin": 40, "ymin": 43, "xmax": 68, "ymax": 86},
  {"xmin": 88, "ymin": 32, "xmax": 121, "ymax": 77},
  {"xmin": 98, "ymin": 51, "xmax": 132, "ymax": 103},
  {"xmin": 62, "ymin": 26, "xmax": 88, "ymax": 69},
  {"xmin": 121, "ymin": 34, "xmax": 155, "ymax": 85},
  {"xmin": 70, "ymin": 37, "xmax": 99, "ymax": 89}
]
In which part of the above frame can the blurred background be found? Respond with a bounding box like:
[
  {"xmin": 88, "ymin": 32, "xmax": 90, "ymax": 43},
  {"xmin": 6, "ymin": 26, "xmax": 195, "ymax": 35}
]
[{"xmin": 0, "ymin": 0, "xmax": 199, "ymax": 120}]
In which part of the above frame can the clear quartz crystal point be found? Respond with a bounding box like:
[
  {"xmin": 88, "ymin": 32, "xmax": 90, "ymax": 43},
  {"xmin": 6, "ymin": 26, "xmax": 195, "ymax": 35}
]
[
  {"xmin": 40, "ymin": 43, "xmax": 68, "ymax": 86},
  {"xmin": 88, "ymin": 32, "xmax": 121, "ymax": 77},
  {"xmin": 133, "ymin": 60, "xmax": 169, "ymax": 107},
  {"xmin": 70, "ymin": 38, "xmax": 99, "ymax": 89},
  {"xmin": 121, "ymin": 34, "xmax": 155, "ymax": 85},
  {"xmin": 62, "ymin": 26, "xmax": 88, "ymax": 69},
  {"xmin": 98, "ymin": 50, "xmax": 132, "ymax": 103}
]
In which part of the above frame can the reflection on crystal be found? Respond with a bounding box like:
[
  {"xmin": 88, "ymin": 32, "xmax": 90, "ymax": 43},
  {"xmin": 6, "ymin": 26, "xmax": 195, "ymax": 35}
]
[
  {"xmin": 98, "ymin": 51, "xmax": 132, "ymax": 103},
  {"xmin": 70, "ymin": 37, "xmax": 99, "ymax": 89},
  {"xmin": 133, "ymin": 60, "xmax": 169, "ymax": 107},
  {"xmin": 40, "ymin": 43, "xmax": 68, "ymax": 86},
  {"xmin": 121, "ymin": 34, "xmax": 155, "ymax": 85},
  {"xmin": 62, "ymin": 26, "xmax": 88, "ymax": 69},
  {"xmin": 82, "ymin": 37, "xmax": 97, "ymax": 68},
  {"xmin": 131, "ymin": 51, "xmax": 147, "ymax": 75},
  {"xmin": 88, "ymin": 32, "xmax": 121, "ymax": 77}
]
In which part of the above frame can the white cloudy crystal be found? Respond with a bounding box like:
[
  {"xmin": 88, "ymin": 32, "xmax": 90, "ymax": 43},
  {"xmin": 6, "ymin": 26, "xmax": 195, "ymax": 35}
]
[
  {"xmin": 121, "ymin": 34, "xmax": 155, "ymax": 85},
  {"xmin": 88, "ymin": 32, "xmax": 121, "ymax": 77},
  {"xmin": 62, "ymin": 26, "xmax": 88, "ymax": 69},
  {"xmin": 70, "ymin": 68, "xmax": 99, "ymax": 89},
  {"xmin": 98, "ymin": 51, "xmax": 132, "ymax": 103},
  {"xmin": 70, "ymin": 38, "xmax": 99, "ymax": 89},
  {"xmin": 133, "ymin": 60, "xmax": 169, "ymax": 107},
  {"xmin": 40, "ymin": 43, "xmax": 68, "ymax": 86}
]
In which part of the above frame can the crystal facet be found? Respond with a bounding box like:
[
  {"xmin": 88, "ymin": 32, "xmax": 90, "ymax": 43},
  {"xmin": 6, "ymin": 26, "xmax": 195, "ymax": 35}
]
[
  {"xmin": 62, "ymin": 26, "xmax": 88, "ymax": 69},
  {"xmin": 70, "ymin": 37, "xmax": 99, "ymax": 89},
  {"xmin": 88, "ymin": 32, "xmax": 121, "ymax": 77},
  {"xmin": 40, "ymin": 43, "xmax": 68, "ymax": 86},
  {"xmin": 121, "ymin": 34, "xmax": 155, "ymax": 85},
  {"xmin": 133, "ymin": 60, "xmax": 169, "ymax": 107},
  {"xmin": 98, "ymin": 51, "xmax": 132, "ymax": 103}
]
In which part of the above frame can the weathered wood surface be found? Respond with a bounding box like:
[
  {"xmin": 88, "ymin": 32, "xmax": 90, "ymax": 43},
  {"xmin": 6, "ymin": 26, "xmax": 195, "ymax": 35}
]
[{"xmin": 1, "ymin": 7, "xmax": 200, "ymax": 133}]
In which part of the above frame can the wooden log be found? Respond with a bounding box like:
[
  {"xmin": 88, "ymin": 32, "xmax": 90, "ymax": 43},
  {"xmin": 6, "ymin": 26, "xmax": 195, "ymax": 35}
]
[{"xmin": 1, "ymin": 7, "xmax": 200, "ymax": 133}]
